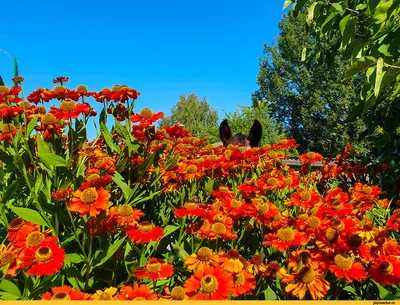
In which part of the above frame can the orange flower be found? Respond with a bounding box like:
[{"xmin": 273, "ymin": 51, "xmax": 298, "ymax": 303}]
[
  {"xmin": 12, "ymin": 229, "xmax": 52, "ymax": 252},
  {"xmin": 134, "ymin": 258, "xmax": 174, "ymax": 281},
  {"xmin": 21, "ymin": 236, "xmax": 65, "ymax": 276},
  {"xmin": 51, "ymin": 187, "xmax": 74, "ymax": 201},
  {"xmin": 328, "ymin": 253, "xmax": 367, "ymax": 283},
  {"xmin": 92, "ymin": 287, "xmax": 118, "ymax": 300},
  {"xmin": 27, "ymin": 88, "xmax": 54, "ymax": 104},
  {"xmin": 118, "ymin": 284, "xmax": 158, "ymax": 300},
  {"xmin": 299, "ymin": 152, "xmax": 323, "ymax": 164},
  {"xmin": 184, "ymin": 265, "xmax": 234, "ymax": 300},
  {"xmin": 264, "ymin": 227, "xmax": 308, "ymax": 253},
  {"xmin": 281, "ymin": 265, "xmax": 330, "ymax": 300},
  {"xmin": 130, "ymin": 108, "xmax": 164, "ymax": 124},
  {"xmin": 41, "ymin": 285, "xmax": 92, "ymax": 300},
  {"xmin": 7, "ymin": 218, "xmax": 39, "ymax": 244},
  {"xmin": 174, "ymin": 201, "xmax": 206, "ymax": 218},
  {"xmin": 0, "ymin": 244, "xmax": 23, "ymax": 277},
  {"xmin": 231, "ymin": 270, "xmax": 256, "ymax": 297},
  {"xmin": 219, "ymin": 249, "xmax": 245, "ymax": 273},
  {"xmin": 370, "ymin": 236, "xmax": 400, "ymax": 257},
  {"xmin": 159, "ymin": 286, "xmax": 188, "ymax": 300},
  {"xmin": 184, "ymin": 247, "xmax": 220, "ymax": 271},
  {"xmin": 49, "ymin": 100, "xmax": 92, "ymax": 120},
  {"xmin": 288, "ymin": 249, "xmax": 328, "ymax": 273},
  {"xmin": 68, "ymin": 187, "xmax": 110, "ymax": 217},
  {"xmin": 245, "ymin": 254, "xmax": 267, "ymax": 276},
  {"xmin": 369, "ymin": 256, "xmax": 400, "ymax": 286},
  {"xmin": 126, "ymin": 221, "xmax": 164, "ymax": 244},
  {"xmin": 107, "ymin": 204, "xmax": 144, "ymax": 229},
  {"xmin": 386, "ymin": 211, "xmax": 400, "ymax": 231},
  {"xmin": 288, "ymin": 188, "xmax": 321, "ymax": 209},
  {"xmin": 0, "ymin": 123, "xmax": 20, "ymax": 143}
]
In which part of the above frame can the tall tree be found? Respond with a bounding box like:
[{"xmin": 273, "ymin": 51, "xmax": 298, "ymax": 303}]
[
  {"xmin": 286, "ymin": 0, "xmax": 400, "ymax": 200},
  {"xmin": 224, "ymin": 101, "xmax": 285, "ymax": 146},
  {"xmin": 252, "ymin": 9, "xmax": 367, "ymax": 156},
  {"xmin": 159, "ymin": 93, "xmax": 220, "ymax": 143}
]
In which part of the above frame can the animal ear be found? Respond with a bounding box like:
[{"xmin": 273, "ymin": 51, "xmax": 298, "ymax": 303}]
[
  {"xmin": 247, "ymin": 120, "xmax": 262, "ymax": 147},
  {"xmin": 219, "ymin": 119, "xmax": 233, "ymax": 145}
]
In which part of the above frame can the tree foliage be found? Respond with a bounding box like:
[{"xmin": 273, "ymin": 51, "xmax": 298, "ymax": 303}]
[
  {"xmin": 286, "ymin": 0, "xmax": 400, "ymax": 199},
  {"xmin": 224, "ymin": 102, "xmax": 285, "ymax": 146},
  {"xmin": 252, "ymin": 9, "xmax": 367, "ymax": 156},
  {"xmin": 159, "ymin": 93, "xmax": 220, "ymax": 143}
]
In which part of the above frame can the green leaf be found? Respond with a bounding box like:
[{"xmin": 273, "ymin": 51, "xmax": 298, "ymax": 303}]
[
  {"xmin": 307, "ymin": 2, "xmax": 319, "ymax": 23},
  {"xmin": 26, "ymin": 115, "xmax": 38, "ymax": 137},
  {"xmin": 0, "ymin": 279, "xmax": 21, "ymax": 298},
  {"xmin": 100, "ymin": 122, "xmax": 120, "ymax": 154},
  {"xmin": 347, "ymin": 56, "xmax": 376, "ymax": 77},
  {"xmin": 93, "ymin": 236, "xmax": 127, "ymax": 268},
  {"xmin": 378, "ymin": 44, "xmax": 392, "ymax": 57},
  {"xmin": 263, "ymin": 285, "xmax": 277, "ymax": 300},
  {"xmin": 331, "ymin": 3, "xmax": 344, "ymax": 13},
  {"xmin": 373, "ymin": 0, "xmax": 393, "ymax": 23},
  {"xmin": 12, "ymin": 129, "xmax": 23, "ymax": 147},
  {"xmin": 115, "ymin": 121, "xmax": 132, "ymax": 142},
  {"xmin": 162, "ymin": 225, "xmax": 180, "ymax": 238},
  {"xmin": 373, "ymin": 280, "xmax": 395, "ymax": 299},
  {"xmin": 133, "ymin": 153, "xmax": 155, "ymax": 182},
  {"xmin": 282, "ymin": 0, "xmax": 293, "ymax": 10},
  {"xmin": 321, "ymin": 12, "xmax": 336, "ymax": 35},
  {"xmin": 0, "ymin": 292, "xmax": 20, "ymax": 300},
  {"xmin": 375, "ymin": 57, "xmax": 384, "ymax": 97},
  {"xmin": 164, "ymin": 154, "xmax": 180, "ymax": 171},
  {"xmin": 8, "ymin": 206, "xmax": 48, "ymax": 227},
  {"xmin": 112, "ymin": 171, "xmax": 130, "ymax": 200},
  {"xmin": 294, "ymin": 0, "xmax": 307, "ymax": 12},
  {"xmin": 355, "ymin": 3, "xmax": 368, "ymax": 10},
  {"xmin": 38, "ymin": 152, "xmax": 66, "ymax": 167},
  {"xmin": 301, "ymin": 47, "xmax": 307, "ymax": 62},
  {"xmin": 339, "ymin": 14, "xmax": 351, "ymax": 35},
  {"xmin": 65, "ymin": 253, "xmax": 85, "ymax": 264},
  {"xmin": 36, "ymin": 135, "xmax": 51, "ymax": 154},
  {"xmin": 172, "ymin": 244, "xmax": 188, "ymax": 262}
]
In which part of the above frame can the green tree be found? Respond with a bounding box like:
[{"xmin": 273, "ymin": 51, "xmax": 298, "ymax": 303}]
[
  {"xmin": 224, "ymin": 102, "xmax": 285, "ymax": 146},
  {"xmin": 286, "ymin": 0, "xmax": 400, "ymax": 199},
  {"xmin": 159, "ymin": 93, "xmax": 220, "ymax": 143},
  {"xmin": 252, "ymin": 9, "xmax": 367, "ymax": 156}
]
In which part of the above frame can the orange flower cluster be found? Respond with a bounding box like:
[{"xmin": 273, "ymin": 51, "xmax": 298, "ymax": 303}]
[
  {"xmin": 2, "ymin": 77, "xmax": 400, "ymax": 301},
  {"xmin": 1, "ymin": 218, "xmax": 65, "ymax": 277}
]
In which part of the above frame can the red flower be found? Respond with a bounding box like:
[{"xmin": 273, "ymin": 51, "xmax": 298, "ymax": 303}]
[
  {"xmin": 41, "ymin": 285, "xmax": 92, "ymax": 300},
  {"xmin": 126, "ymin": 221, "xmax": 164, "ymax": 244},
  {"xmin": 68, "ymin": 187, "xmax": 111, "ymax": 217},
  {"xmin": 328, "ymin": 253, "xmax": 368, "ymax": 283},
  {"xmin": 118, "ymin": 284, "xmax": 158, "ymax": 300},
  {"xmin": 299, "ymin": 151, "xmax": 323, "ymax": 164},
  {"xmin": 184, "ymin": 265, "xmax": 234, "ymax": 300},
  {"xmin": 21, "ymin": 236, "xmax": 65, "ymax": 276},
  {"xmin": 7, "ymin": 218, "xmax": 39, "ymax": 244},
  {"xmin": 49, "ymin": 101, "xmax": 92, "ymax": 120},
  {"xmin": 52, "ymin": 76, "xmax": 70, "ymax": 84},
  {"xmin": 264, "ymin": 227, "xmax": 308, "ymax": 253},
  {"xmin": 130, "ymin": 108, "xmax": 164, "ymax": 124},
  {"xmin": 134, "ymin": 258, "xmax": 174, "ymax": 281},
  {"xmin": 174, "ymin": 201, "xmax": 206, "ymax": 218},
  {"xmin": 369, "ymin": 256, "xmax": 400, "ymax": 286},
  {"xmin": 288, "ymin": 188, "xmax": 321, "ymax": 209},
  {"xmin": 52, "ymin": 187, "xmax": 74, "ymax": 201}
]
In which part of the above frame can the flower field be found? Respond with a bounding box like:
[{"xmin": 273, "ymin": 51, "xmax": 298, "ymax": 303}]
[{"xmin": 0, "ymin": 76, "xmax": 400, "ymax": 300}]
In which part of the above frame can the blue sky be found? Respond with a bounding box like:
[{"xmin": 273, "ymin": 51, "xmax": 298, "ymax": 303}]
[{"xmin": 1, "ymin": 0, "xmax": 286, "ymax": 131}]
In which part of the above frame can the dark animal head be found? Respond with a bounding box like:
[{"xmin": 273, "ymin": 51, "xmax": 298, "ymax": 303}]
[{"xmin": 219, "ymin": 119, "xmax": 262, "ymax": 148}]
